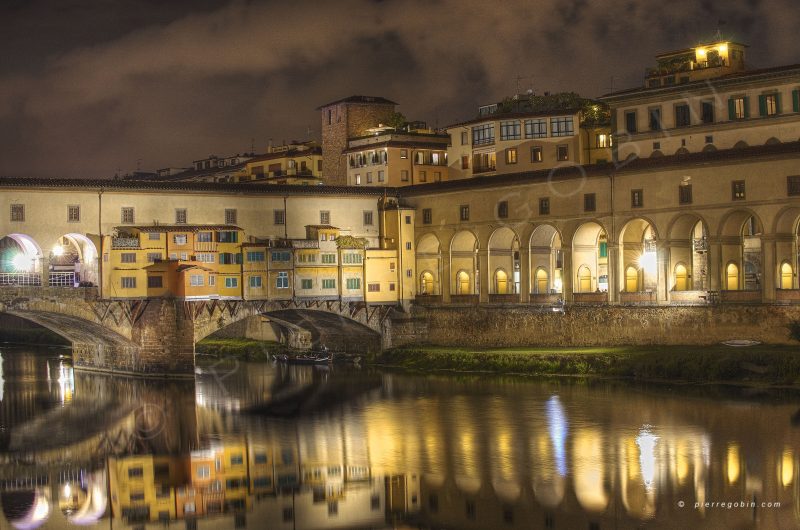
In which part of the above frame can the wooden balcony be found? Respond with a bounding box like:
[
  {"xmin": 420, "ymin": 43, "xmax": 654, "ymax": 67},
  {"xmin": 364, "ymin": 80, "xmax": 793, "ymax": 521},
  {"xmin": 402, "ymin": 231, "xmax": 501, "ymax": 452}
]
[
  {"xmin": 719, "ymin": 290, "xmax": 762, "ymax": 304},
  {"xmin": 572, "ymin": 292, "xmax": 608, "ymax": 305},
  {"xmin": 619, "ymin": 291, "xmax": 657, "ymax": 305},
  {"xmin": 488, "ymin": 293, "xmax": 521, "ymax": 304}
]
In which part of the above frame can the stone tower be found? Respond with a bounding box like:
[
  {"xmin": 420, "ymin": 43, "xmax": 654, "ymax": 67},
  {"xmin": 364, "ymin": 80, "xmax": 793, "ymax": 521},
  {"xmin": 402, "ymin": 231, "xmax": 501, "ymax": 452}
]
[{"xmin": 318, "ymin": 95, "xmax": 397, "ymax": 186}]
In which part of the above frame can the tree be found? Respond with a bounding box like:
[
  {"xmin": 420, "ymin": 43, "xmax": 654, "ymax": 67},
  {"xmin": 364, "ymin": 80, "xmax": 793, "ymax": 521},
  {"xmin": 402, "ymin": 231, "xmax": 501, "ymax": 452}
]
[{"xmin": 386, "ymin": 112, "xmax": 406, "ymax": 130}]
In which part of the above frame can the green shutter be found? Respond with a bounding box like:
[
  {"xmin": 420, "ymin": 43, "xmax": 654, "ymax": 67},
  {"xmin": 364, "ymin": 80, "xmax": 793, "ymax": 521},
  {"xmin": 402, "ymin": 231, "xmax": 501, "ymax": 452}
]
[
  {"xmin": 775, "ymin": 92, "xmax": 782, "ymax": 114},
  {"xmin": 758, "ymin": 95, "xmax": 767, "ymax": 117},
  {"xmin": 728, "ymin": 98, "xmax": 736, "ymax": 120},
  {"xmin": 793, "ymin": 89, "xmax": 800, "ymax": 113},
  {"xmin": 743, "ymin": 96, "xmax": 750, "ymax": 118}
]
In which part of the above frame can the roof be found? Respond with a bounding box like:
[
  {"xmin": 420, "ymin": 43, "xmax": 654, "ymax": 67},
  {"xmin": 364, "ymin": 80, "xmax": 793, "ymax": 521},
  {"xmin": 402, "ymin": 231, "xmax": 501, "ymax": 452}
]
[
  {"xmin": 343, "ymin": 139, "xmax": 450, "ymax": 154},
  {"xmin": 317, "ymin": 95, "xmax": 397, "ymax": 109},
  {"xmin": 445, "ymin": 107, "xmax": 584, "ymax": 130},
  {"xmin": 0, "ymin": 177, "xmax": 401, "ymax": 198},
  {"xmin": 398, "ymin": 140, "xmax": 800, "ymax": 196},
  {"xmin": 305, "ymin": 225, "xmax": 339, "ymax": 230},
  {"xmin": 600, "ymin": 62, "xmax": 800, "ymax": 101},
  {"xmin": 127, "ymin": 224, "xmax": 242, "ymax": 232},
  {"xmin": 244, "ymin": 146, "xmax": 322, "ymax": 164},
  {"xmin": 654, "ymin": 41, "xmax": 749, "ymax": 59}
]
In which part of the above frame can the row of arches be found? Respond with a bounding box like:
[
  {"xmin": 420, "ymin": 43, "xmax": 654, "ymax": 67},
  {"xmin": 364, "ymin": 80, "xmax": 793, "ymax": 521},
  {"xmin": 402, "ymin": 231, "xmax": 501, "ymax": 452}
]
[
  {"xmin": 0, "ymin": 233, "xmax": 98, "ymax": 286},
  {"xmin": 416, "ymin": 209, "xmax": 800, "ymax": 302}
]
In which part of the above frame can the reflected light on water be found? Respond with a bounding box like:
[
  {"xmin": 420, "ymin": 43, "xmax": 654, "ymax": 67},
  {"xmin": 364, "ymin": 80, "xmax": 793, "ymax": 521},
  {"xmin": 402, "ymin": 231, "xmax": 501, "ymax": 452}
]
[
  {"xmin": 781, "ymin": 447, "xmax": 794, "ymax": 488},
  {"xmin": 636, "ymin": 426, "xmax": 659, "ymax": 491},
  {"xmin": 727, "ymin": 443, "xmax": 741, "ymax": 484},
  {"xmin": 546, "ymin": 395, "xmax": 568, "ymax": 477}
]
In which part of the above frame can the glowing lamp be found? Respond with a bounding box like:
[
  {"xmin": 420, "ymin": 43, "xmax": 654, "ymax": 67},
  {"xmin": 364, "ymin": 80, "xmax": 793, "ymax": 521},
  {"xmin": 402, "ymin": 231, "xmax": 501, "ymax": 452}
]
[
  {"xmin": 696, "ymin": 48, "xmax": 707, "ymax": 56},
  {"xmin": 718, "ymin": 44, "xmax": 728, "ymax": 54},
  {"xmin": 12, "ymin": 253, "xmax": 31, "ymax": 272},
  {"xmin": 52, "ymin": 245, "xmax": 64, "ymax": 257},
  {"xmin": 638, "ymin": 252, "xmax": 657, "ymax": 275}
]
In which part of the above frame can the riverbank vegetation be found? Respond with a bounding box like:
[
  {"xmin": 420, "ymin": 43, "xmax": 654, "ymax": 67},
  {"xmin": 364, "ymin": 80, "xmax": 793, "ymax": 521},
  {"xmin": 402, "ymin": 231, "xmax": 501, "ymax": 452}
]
[
  {"xmin": 195, "ymin": 338, "xmax": 286, "ymax": 361},
  {"xmin": 376, "ymin": 345, "xmax": 800, "ymax": 386}
]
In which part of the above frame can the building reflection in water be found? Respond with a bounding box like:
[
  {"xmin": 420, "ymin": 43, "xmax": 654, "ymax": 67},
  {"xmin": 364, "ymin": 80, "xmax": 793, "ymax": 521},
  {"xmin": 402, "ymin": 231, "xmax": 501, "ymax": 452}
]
[{"xmin": 0, "ymin": 348, "xmax": 797, "ymax": 528}]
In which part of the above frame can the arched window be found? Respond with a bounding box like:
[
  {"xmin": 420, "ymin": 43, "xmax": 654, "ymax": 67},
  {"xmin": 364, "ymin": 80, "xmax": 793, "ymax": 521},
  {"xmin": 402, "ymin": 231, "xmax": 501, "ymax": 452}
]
[
  {"xmin": 577, "ymin": 266, "xmax": 592, "ymax": 293},
  {"xmin": 420, "ymin": 271, "xmax": 434, "ymax": 295},
  {"xmin": 535, "ymin": 268, "xmax": 549, "ymax": 294},
  {"xmin": 494, "ymin": 269, "xmax": 508, "ymax": 294},
  {"xmin": 625, "ymin": 266, "xmax": 639, "ymax": 292},
  {"xmin": 780, "ymin": 262, "xmax": 793, "ymax": 290},
  {"xmin": 456, "ymin": 271, "xmax": 471, "ymax": 295},
  {"xmin": 726, "ymin": 262, "xmax": 739, "ymax": 291},
  {"xmin": 674, "ymin": 263, "xmax": 688, "ymax": 291}
]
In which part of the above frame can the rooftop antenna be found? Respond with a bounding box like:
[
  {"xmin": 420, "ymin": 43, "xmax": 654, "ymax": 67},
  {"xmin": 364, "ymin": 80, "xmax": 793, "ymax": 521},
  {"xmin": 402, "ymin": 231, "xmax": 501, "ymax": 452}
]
[
  {"xmin": 250, "ymin": 138, "xmax": 255, "ymax": 154},
  {"xmin": 136, "ymin": 158, "xmax": 141, "ymax": 171},
  {"xmin": 605, "ymin": 76, "xmax": 615, "ymax": 95},
  {"xmin": 515, "ymin": 75, "xmax": 529, "ymax": 95}
]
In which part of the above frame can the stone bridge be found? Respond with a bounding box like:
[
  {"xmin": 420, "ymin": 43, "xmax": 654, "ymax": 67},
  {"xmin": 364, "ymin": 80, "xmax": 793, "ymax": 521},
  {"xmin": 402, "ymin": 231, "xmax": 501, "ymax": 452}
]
[{"xmin": 0, "ymin": 287, "xmax": 396, "ymax": 377}]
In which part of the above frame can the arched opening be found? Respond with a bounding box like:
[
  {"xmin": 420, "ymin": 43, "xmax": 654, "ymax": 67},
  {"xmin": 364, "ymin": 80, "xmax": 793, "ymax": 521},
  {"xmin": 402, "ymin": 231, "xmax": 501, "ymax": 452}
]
[
  {"xmin": 675, "ymin": 147, "xmax": 690, "ymax": 156},
  {"xmin": 765, "ymin": 137, "xmax": 781, "ymax": 145},
  {"xmin": 416, "ymin": 233, "xmax": 441, "ymax": 296},
  {"xmin": 674, "ymin": 263, "xmax": 689, "ymax": 291},
  {"xmin": 530, "ymin": 224, "xmax": 562, "ymax": 295},
  {"xmin": 780, "ymin": 262, "xmax": 793, "ymax": 290},
  {"xmin": 572, "ymin": 222, "xmax": 607, "ymax": 293},
  {"xmin": 667, "ymin": 214, "xmax": 709, "ymax": 291},
  {"xmin": 488, "ymin": 227, "xmax": 520, "ymax": 295},
  {"xmin": 650, "ymin": 150, "xmax": 664, "ymax": 158},
  {"xmin": 450, "ymin": 231, "xmax": 478, "ymax": 296},
  {"xmin": 50, "ymin": 233, "xmax": 99, "ymax": 287},
  {"xmin": 419, "ymin": 271, "xmax": 434, "ymax": 294},
  {"xmin": 619, "ymin": 219, "xmax": 657, "ymax": 294},
  {"xmin": 702, "ymin": 144, "xmax": 717, "ymax": 152},
  {"xmin": 625, "ymin": 266, "xmax": 639, "ymax": 292},
  {"xmin": 720, "ymin": 212, "xmax": 763, "ymax": 292},
  {"xmin": 733, "ymin": 140, "xmax": 749, "ymax": 149},
  {"xmin": 535, "ymin": 268, "xmax": 549, "ymax": 294},
  {"xmin": 456, "ymin": 270, "xmax": 471, "ymax": 295},
  {"xmin": 494, "ymin": 269, "xmax": 509, "ymax": 294},
  {"xmin": 726, "ymin": 262, "xmax": 740, "ymax": 290},
  {"xmin": 0, "ymin": 234, "xmax": 43, "ymax": 285},
  {"xmin": 577, "ymin": 265, "xmax": 592, "ymax": 292}
]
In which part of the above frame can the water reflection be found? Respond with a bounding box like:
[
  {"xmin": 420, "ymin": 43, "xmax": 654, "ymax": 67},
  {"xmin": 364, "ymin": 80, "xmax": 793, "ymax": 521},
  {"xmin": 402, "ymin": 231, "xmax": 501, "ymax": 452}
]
[{"xmin": 0, "ymin": 346, "xmax": 797, "ymax": 529}]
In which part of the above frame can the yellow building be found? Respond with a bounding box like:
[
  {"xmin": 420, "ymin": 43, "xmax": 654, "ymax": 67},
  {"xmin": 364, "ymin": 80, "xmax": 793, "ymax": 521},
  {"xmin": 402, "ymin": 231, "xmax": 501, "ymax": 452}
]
[
  {"xmin": 108, "ymin": 455, "xmax": 188, "ymax": 523},
  {"xmin": 239, "ymin": 142, "xmax": 324, "ymax": 185}
]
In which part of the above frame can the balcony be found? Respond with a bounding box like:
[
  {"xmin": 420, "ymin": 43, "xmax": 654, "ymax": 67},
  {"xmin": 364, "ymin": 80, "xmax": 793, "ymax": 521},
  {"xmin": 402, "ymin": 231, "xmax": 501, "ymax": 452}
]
[
  {"xmin": 472, "ymin": 165, "xmax": 496, "ymax": 174},
  {"xmin": 194, "ymin": 242, "xmax": 218, "ymax": 252},
  {"xmin": 112, "ymin": 237, "xmax": 139, "ymax": 249}
]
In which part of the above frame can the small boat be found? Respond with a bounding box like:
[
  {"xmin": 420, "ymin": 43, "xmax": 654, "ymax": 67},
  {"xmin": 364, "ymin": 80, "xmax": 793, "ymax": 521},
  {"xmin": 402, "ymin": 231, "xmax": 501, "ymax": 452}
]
[
  {"xmin": 721, "ymin": 339, "xmax": 762, "ymax": 347},
  {"xmin": 283, "ymin": 355, "xmax": 331, "ymax": 365}
]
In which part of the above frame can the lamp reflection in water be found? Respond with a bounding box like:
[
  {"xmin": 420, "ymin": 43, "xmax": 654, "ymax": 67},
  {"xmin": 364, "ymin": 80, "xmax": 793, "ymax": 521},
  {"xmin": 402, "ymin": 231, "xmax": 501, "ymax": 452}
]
[{"xmin": 546, "ymin": 395, "xmax": 568, "ymax": 477}]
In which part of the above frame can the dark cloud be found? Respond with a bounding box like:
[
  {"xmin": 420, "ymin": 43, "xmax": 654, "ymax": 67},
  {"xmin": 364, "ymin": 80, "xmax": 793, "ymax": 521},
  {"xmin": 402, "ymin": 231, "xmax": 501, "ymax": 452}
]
[{"xmin": 0, "ymin": 0, "xmax": 797, "ymax": 177}]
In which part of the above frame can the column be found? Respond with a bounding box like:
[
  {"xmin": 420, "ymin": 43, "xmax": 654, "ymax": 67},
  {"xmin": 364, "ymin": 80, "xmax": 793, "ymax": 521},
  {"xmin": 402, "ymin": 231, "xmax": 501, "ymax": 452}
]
[
  {"xmin": 607, "ymin": 242, "xmax": 620, "ymax": 304},
  {"xmin": 656, "ymin": 240, "xmax": 670, "ymax": 304},
  {"xmin": 441, "ymin": 253, "xmax": 451, "ymax": 303},
  {"xmin": 478, "ymin": 249, "xmax": 489, "ymax": 303},
  {"xmin": 562, "ymin": 249, "xmax": 574, "ymax": 303},
  {"xmin": 762, "ymin": 236, "xmax": 776, "ymax": 303},
  {"xmin": 707, "ymin": 238, "xmax": 722, "ymax": 291},
  {"xmin": 40, "ymin": 256, "xmax": 50, "ymax": 287},
  {"xmin": 519, "ymin": 247, "xmax": 531, "ymax": 303}
]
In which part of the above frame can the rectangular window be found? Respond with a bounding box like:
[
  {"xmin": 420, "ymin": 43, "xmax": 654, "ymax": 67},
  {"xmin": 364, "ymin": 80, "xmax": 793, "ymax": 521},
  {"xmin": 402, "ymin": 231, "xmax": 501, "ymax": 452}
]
[
  {"xmin": 584, "ymin": 193, "xmax": 596, "ymax": 212},
  {"xmin": 400, "ymin": 149, "xmax": 408, "ymax": 159},
  {"xmin": 648, "ymin": 107, "xmax": 662, "ymax": 131},
  {"xmin": 322, "ymin": 279, "xmax": 336, "ymax": 289},
  {"xmin": 705, "ymin": 135, "xmax": 713, "ymax": 144},
  {"xmin": 499, "ymin": 120, "xmax": 521, "ymax": 140},
  {"xmin": 276, "ymin": 271, "xmax": 289, "ymax": 288},
  {"xmin": 354, "ymin": 173, "xmax": 361, "ymax": 185},
  {"xmin": 419, "ymin": 170, "xmax": 427, "ymax": 182},
  {"xmin": 550, "ymin": 116, "xmax": 574, "ymax": 137},
  {"xmin": 359, "ymin": 210, "xmax": 372, "ymax": 226},
  {"xmin": 595, "ymin": 134, "xmax": 610, "ymax": 148},
  {"xmin": 400, "ymin": 170, "xmax": 409, "ymax": 182},
  {"xmin": 224, "ymin": 277, "xmax": 238, "ymax": 288},
  {"xmin": 249, "ymin": 275, "xmax": 262, "ymax": 288},
  {"xmin": 321, "ymin": 253, "xmax": 336, "ymax": 264},
  {"xmin": 524, "ymin": 118, "xmax": 547, "ymax": 138},
  {"xmin": 368, "ymin": 283, "xmax": 380, "ymax": 292},
  {"xmin": 121, "ymin": 253, "xmax": 137, "ymax": 263},
  {"xmin": 422, "ymin": 208, "xmax": 432, "ymax": 225},
  {"xmin": 147, "ymin": 252, "xmax": 162, "ymax": 262},
  {"xmin": 732, "ymin": 180, "xmax": 746, "ymax": 200},
  {"xmin": 208, "ymin": 275, "xmax": 215, "ymax": 287},
  {"xmin": 342, "ymin": 253, "xmax": 363, "ymax": 264},
  {"xmin": 505, "ymin": 147, "xmax": 517, "ymax": 164},
  {"xmin": 67, "ymin": 205, "xmax": 80, "ymax": 222},
  {"xmin": 472, "ymin": 152, "xmax": 496, "ymax": 172},
  {"xmin": 556, "ymin": 145, "xmax": 568, "ymax": 161},
  {"xmin": 759, "ymin": 93, "xmax": 780, "ymax": 116},
  {"xmin": 788, "ymin": 175, "xmax": 800, "ymax": 196},
  {"xmin": 459, "ymin": 205, "xmax": 469, "ymax": 221},
  {"xmin": 196, "ymin": 232, "xmax": 212, "ymax": 242},
  {"xmin": 271, "ymin": 251, "xmax": 290, "ymax": 262},
  {"xmin": 274, "ymin": 210, "xmax": 285, "ymax": 225},
  {"xmin": 301, "ymin": 279, "xmax": 312, "ymax": 289},
  {"xmin": 174, "ymin": 234, "xmax": 187, "ymax": 245},
  {"xmin": 405, "ymin": 215, "xmax": 411, "ymax": 224},
  {"xmin": 701, "ymin": 101, "xmax": 714, "ymax": 124},
  {"xmin": 675, "ymin": 104, "xmax": 691, "ymax": 127},
  {"xmin": 729, "ymin": 96, "xmax": 749, "ymax": 119},
  {"xmin": 147, "ymin": 276, "xmax": 163, "ymax": 288},
  {"xmin": 679, "ymin": 184, "xmax": 693, "ymax": 205},
  {"xmin": 406, "ymin": 241, "xmax": 412, "ymax": 250},
  {"xmin": 219, "ymin": 252, "xmax": 242, "ymax": 264},
  {"xmin": 472, "ymin": 123, "xmax": 495, "ymax": 145},
  {"xmin": 217, "ymin": 231, "xmax": 238, "ymax": 243},
  {"xmin": 366, "ymin": 172, "xmax": 372, "ymax": 183},
  {"xmin": 497, "ymin": 201, "xmax": 508, "ymax": 219},
  {"xmin": 531, "ymin": 146, "xmax": 543, "ymax": 162},
  {"xmin": 121, "ymin": 207, "xmax": 134, "ymax": 224},
  {"xmin": 624, "ymin": 110, "xmax": 637, "ymax": 134},
  {"xmin": 377, "ymin": 170, "xmax": 384, "ymax": 182},
  {"xmin": 121, "ymin": 277, "xmax": 136, "ymax": 289},
  {"xmin": 631, "ymin": 189, "xmax": 643, "ymax": 208},
  {"xmin": 320, "ymin": 211, "xmax": 330, "ymax": 225},
  {"xmin": 175, "ymin": 208, "xmax": 187, "ymax": 224},
  {"xmin": 224, "ymin": 208, "xmax": 237, "ymax": 225},
  {"xmin": 346, "ymin": 277, "xmax": 361, "ymax": 290},
  {"xmin": 461, "ymin": 155, "xmax": 469, "ymax": 169},
  {"xmin": 247, "ymin": 251, "xmax": 265, "ymax": 262},
  {"xmin": 539, "ymin": 197, "xmax": 550, "ymax": 215},
  {"xmin": 190, "ymin": 274, "xmax": 204, "ymax": 287},
  {"xmin": 461, "ymin": 131, "xmax": 468, "ymax": 145},
  {"xmin": 148, "ymin": 232, "xmax": 161, "ymax": 241}
]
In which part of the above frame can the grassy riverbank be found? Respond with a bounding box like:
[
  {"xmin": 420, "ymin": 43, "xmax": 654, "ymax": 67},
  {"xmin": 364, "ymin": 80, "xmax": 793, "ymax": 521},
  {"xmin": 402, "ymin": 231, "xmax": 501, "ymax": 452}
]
[
  {"xmin": 195, "ymin": 338, "xmax": 286, "ymax": 361},
  {"xmin": 375, "ymin": 345, "xmax": 800, "ymax": 386}
]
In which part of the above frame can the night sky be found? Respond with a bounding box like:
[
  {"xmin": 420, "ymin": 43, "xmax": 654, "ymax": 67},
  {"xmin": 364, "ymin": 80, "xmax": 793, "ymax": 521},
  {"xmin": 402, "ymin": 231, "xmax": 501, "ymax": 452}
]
[{"xmin": 0, "ymin": 0, "xmax": 797, "ymax": 178}]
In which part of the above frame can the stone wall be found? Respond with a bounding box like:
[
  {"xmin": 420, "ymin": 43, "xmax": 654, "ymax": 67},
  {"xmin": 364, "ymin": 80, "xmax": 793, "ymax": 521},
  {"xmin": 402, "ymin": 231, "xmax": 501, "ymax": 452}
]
[{"xmin": 390, "ymin": 304, "xmax": 800, "ymax": 348}]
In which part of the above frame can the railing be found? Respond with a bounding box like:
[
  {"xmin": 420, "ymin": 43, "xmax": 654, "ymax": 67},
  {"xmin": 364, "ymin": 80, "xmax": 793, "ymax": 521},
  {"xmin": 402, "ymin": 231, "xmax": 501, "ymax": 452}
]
[
  {"xmin": 669, "ymin": 290, "xmax": 709, "ymax": 305},
  {"xmin": 193, "ymin": 242, "xmax": 218, "ymax": 252},
  {"xmin": 776, "ymin": 289, "xmax": 800, "ymax": 303},
  {"xmin": 449, "ymin": 294, "xmax": 479, "ymax": 305},
  {"xmin": 572, "ymin": 292, "xmax": 608, "ymax": 304},
  {"xmin": 112, "ymin": 237, "xmax": 139, "ymax": 249},
  {"xmin": 530, "ymin": 293, "xmax": 561, "ymax": 304},
  {"xmin": 619, "ymin": 291, "xmax": 657, "ymax": 305},
  {"xmin": 49, "ymin": 272, "xmax": 75, "ymax": 287},
  {"xmin": 415, "ymin": 294, "xmax": 443, "ymax": 305},
  {"xmin": 720, "ymin": 290, "xmax": 762, "ymax": 303},
  {"xmin": 489, "ymin": 293, "xmax": 521, "ymax": 304},
  {"xmin": 0, "ymin": 272, "xmax": 41, "ymax": 286}
]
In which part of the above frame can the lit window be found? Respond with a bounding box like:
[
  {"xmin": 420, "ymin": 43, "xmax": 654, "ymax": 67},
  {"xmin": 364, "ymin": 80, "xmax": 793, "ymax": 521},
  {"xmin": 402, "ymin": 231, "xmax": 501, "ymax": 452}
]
[
  {"xmin": 531, "ymin": 146, "xmax": 543, "ymax": 162},
  {"xmin": 505, "ymin": 148, "xmax": 517, "ymax": 164},
  {"xmin": 595, "ymin": 134, "xmax": 609, "ymax": 148},
  {"xmin": 556, "ymin": 145, "xmax": 568, "ymax": 161}
]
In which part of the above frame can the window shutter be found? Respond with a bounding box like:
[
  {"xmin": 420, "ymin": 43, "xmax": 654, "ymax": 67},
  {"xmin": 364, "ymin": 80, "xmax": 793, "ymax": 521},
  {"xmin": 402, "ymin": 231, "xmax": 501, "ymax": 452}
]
[
  {"xmin": 758, "ymin": 95, "xmax": 767, "ymax": 117},
  {"xmin": 743, "ymin": 96, "xmax": 750, "ymax": 118},
  {"xmin": 793, "ymin": 89, "xmax": 800, "ymax": 113},
  {"xmin": 775, "ymin": 92, "xmax": 782, "ymax": 114},
  {"xmin": 728, "ymin": 98, "xmax": 735, "ymax": 120}
]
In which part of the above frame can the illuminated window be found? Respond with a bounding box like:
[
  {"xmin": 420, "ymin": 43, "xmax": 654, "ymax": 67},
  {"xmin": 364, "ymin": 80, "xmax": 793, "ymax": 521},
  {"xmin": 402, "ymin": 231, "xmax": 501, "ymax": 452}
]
[
  {"xmin": 760, "ymin": 93, "xmax": 780, "ymax": 116},
  {"xmin": 531, "ymin": 146, "xmax": 543, "ymax": 162},
  {"xmin": 729, "ymin": 96, "xmax": 748, "ymax": 119},
  {"xmin": 556, "ymin": 145, "xmax": 568, "ymax": 161},
  {"xmin": 595, "ymin": 134, "xmax": 609, "ymax": 148},
  {"xmin": 505, "ymin": 147, "xmax": 518, "ymax": 164},
  {"xmin": 732, "ymin": 180, "xmax": 745, "ymax": 200}
]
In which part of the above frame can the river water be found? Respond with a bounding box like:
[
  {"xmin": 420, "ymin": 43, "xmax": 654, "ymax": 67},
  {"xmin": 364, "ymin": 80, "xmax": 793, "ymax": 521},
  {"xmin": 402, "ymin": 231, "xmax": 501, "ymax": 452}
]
[{"xmin": 0, "ymin": 345, "xmax": 798, "ymax": 529}]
